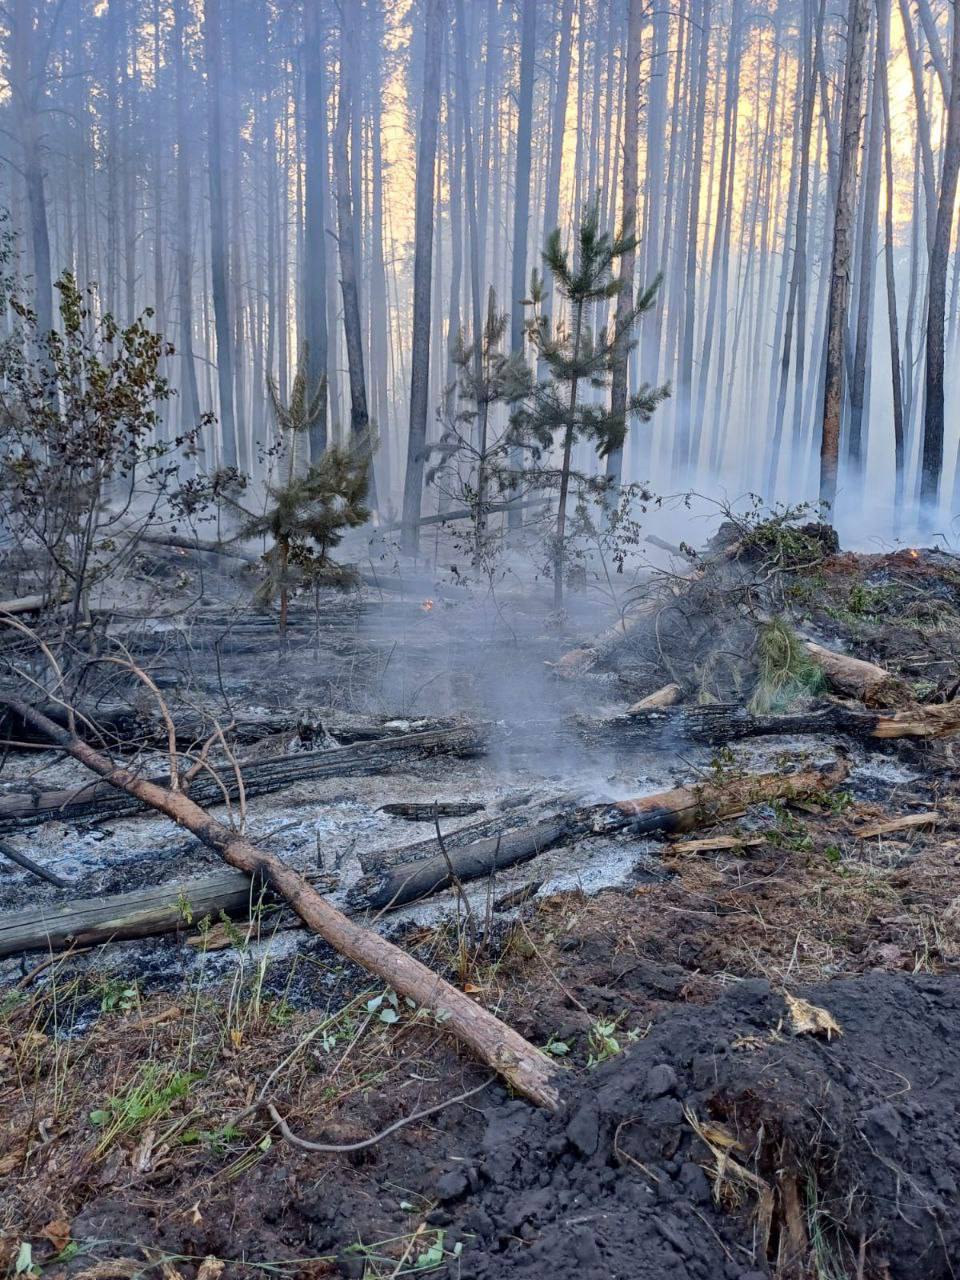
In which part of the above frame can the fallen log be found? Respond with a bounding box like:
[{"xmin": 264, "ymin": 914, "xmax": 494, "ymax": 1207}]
[
  {"xmin": 0, "ymin": 724, "xmax": 483, "ymax": 832},
  {"xmin": 0, "ymin": 759, "xmax": 847, "ymax": 957},
  {"xmin": 802, "ymin": 641, "xmax": 908, "ymax": 707},
  {"xmin": 585, "ymin": 699, "xmax": 960, "ymax": 747},
  {"xmin": 351, "ymin": 759, "xmax": 848, "ymax": 912},
  {"xmin": 0, "ymin": 694, "xmax": 561, "ymax": 1110},
  {"xmin": 0, "ymin": 593, "xmax": 67, "ymax": 616},
  {"xmin": 0, "ymin": 867, "xmax": 280, "ymax": 956},
  {"xmin": 626, "ymin": 683, "xmax": 682, "ymax": 713}
]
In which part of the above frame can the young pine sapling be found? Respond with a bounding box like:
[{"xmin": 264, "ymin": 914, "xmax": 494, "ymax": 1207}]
[
  {"xmin": 512, "ymin": 203, "xmax": 668, "ymax": 612},
  {"xmin": 233, "ymin": 361, "xmax": 370, "ymax": 650}
]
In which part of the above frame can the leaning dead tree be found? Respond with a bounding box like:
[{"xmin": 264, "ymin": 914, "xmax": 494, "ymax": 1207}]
[{"xmin": 0, "ymin": 693, "xmax": 561, "ymax": 1110}]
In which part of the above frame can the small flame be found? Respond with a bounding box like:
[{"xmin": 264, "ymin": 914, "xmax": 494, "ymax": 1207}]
[
  {"xmin": 908, "ymin": 548, "xmax": 920, "ymax": 560},
  {"xmin": 421, "ymin": 599, "xmax": 434, "ymax": 612}
]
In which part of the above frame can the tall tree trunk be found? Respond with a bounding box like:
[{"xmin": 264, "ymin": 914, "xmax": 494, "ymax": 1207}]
[
  {"xmin": 334, "ymin": 7, "xmax": 377, "ymax": 508},
  {"xmin": 507, "ymin": 0, "xmax": 537, "ymax": 530},
  {"xmin": 400, "ymin": 0, "xmax": 445, "ymax": 553},
  {"xmin": 604, "ymin": 0, "xmax": 642, "ymax": 506},
  {"xmin": 819, "ymin": 0, "xmax": 870, "ymax": 508},
  {"xmin": 203, "ymin": 0, "xmax": 238, "ymax": 469},
  {"xmin": 920, "ymin": 0, "xmax": 960, "ymax": 513},
  {"xmin": 674, "ymin": 0, "xmax": 712, "ymax": 478},
  {"xmin": 876, "ymin": 0, "xmax": 904, "ymax": 516},
  {"xmin": 11, "ymin": 0, "xmax": 54, "ymax": 342},
  {"xmin": 541, "ymin": 0, "xmax": 575, "ymax": 327},
  {"xmin": 173, "ymin": 0, "xmax": 203, "ymax": 449},
  {"xmin": 303, "ymin": 0, "xmax": 330, "ymax": 458},
  {"xmin": 846, "ymin": 23, "xmax": 883, "ymax": 480}
]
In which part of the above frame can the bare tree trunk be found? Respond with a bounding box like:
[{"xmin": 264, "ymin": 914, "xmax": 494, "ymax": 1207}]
[
  {"xmin": 203, "ymin": 0, "xmax": 238, "ymax": 469},
  {"xmin": 541, "ymin": 0, "xmax": 575, "ymax": 327},
  {"xmin": 400, "ymin": 0, "xmax": 445, "ymax": 553},
  {"xmin": 819, "ymin": 0, "xmax": 870, "ymax": 508},
  {"xmin": 303, "ymin": 0, "xmax": 329, "ymax": 458},
  {"xmin": 846, "ymin": 21, "xmax": 883, "ymax": 482},
  {"xmin": 876, "ymin": 0, "xmax": 904, "ymax": 515},
  {"xmin": 173, "ymin": 0, "xmax": 203, "ymax": 450},
  {"xmin": 604, "ymin": 0, "xmax": 642, "ymax": 506},
  {"xmin": 674, "ymin": 0, "xmax": 712, "ymax": 478},
  {"xmin": 920, "ymin": 0, "xmax": 960, "ymax": 513},
  {"xmin": 11, "ymin": 0, "xmax": 55, "ymax": 342},
  {"xmin": 334, "ymin": 7, "xmax": 377, "ymax": 507},
  {"xmin": 507, "ymin": 0, "xmax": 537, "ymax": 530}
]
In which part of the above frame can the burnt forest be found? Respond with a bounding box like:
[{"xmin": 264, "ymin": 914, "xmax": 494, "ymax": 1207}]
[{"xmin": 2, "ymin": 0, "xmax": 960, "ymax": 1277}]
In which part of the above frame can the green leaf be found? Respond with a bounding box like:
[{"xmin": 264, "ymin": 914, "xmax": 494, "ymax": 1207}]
[{"xmin": 89, "ymin": 1109, "xmax": 110, "ymax": 1127}]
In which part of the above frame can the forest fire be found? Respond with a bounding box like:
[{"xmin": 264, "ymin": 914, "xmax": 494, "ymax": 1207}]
[{"xmin": 2, "ymin": 0, "xmax": 960, "ymax": 1276}]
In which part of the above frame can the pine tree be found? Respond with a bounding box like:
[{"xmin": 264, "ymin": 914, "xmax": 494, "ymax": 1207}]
[
  {"xmin": 235, "ymin": 356, "xmax": 370, "ymax": 650},
  {"xmin": 512, "ymin": 203, "xmax": 669, "ymax": 612},
  {"xmin": 429, "ymin": 287, "xmax": 532, "ymax": 565}
]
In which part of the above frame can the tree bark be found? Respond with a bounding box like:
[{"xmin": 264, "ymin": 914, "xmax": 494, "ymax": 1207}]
[
  {"xmin": 303, "ymin": 0, "xmax": 330, "ymax": 458},
  {"xmin": 819, "ymin": 0, "xmax": 870, "ymax": 508},
  {"xmin": 507, "ymin": 0, "xmax": 537, "ymax": 530},
  {"xmin": 401, "ymin": 0, "xmax": 445, "ymax": 553},
  {"xmin": 202, "ymin": 0, "xmax": 238, "ymax": 469},
  {"xmin": 605, "ymin": 0, "xmax": 642, "ymax": 506},
  {"xmin": 920, "ymin": 0, "xmax": 960, "ymax": 512}
]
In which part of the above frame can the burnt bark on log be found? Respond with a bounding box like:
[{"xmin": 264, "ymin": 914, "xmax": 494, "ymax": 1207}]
[
  {"xmin": 351, "ymin": 760, "xmax": 848, "ymax": 912},
  {"xmin": 0, "ymin": 695, "xmax": 561, "ymax": 1109},
  {"xmin": 0, "ymin": 725, "xmax": 483, "ymax": 832}
]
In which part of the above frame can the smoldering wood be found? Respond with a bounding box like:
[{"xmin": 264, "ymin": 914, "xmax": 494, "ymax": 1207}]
[
  {"xmin": 351, "ymin": 759, "xmax": 848, "ymax": 912},
  {"xmin": 379, "ymin": 801, "xmax": 485, "ymax": 819},
  {"xmin": 0, "ymin": 724, "xmax": 484, "ymax": 832},
  {"xmin": 0, "ymin": 759, "xmax": 848, "ymax": 957},
  {"xmin": 0, "ymin": 695, "xmax": 561, "ymax": 1109}
]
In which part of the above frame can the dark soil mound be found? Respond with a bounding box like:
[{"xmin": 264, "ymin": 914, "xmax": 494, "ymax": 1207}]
[
  {"xmin": 55, "ymin": 972, "xmax": 960, "ymax": 1280},
  {"xmin": 442, "ymin": 972, "xmax": 959, "ymax": 1279}
]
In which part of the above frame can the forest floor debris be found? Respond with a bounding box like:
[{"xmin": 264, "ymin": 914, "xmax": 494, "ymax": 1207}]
[{"xmin": 4, "ymin": 520, "xmax": 960, "ymax": 1276}]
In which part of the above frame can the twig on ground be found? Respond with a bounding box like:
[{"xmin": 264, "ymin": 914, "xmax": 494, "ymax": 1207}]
[{"xmin": 266, "ymin": 1077, "xmax": 493, "ymax": 1152}]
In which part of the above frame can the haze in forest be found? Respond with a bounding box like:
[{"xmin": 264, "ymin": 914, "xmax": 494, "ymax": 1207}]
[{"xmin": 3, "ymin": 0, "xmax": 960, "ymax": 554}]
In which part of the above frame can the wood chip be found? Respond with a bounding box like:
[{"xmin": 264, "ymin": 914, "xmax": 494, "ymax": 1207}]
[
  {"xmin": 669, "ymin": 835, "xmax": 765, "ymax": 855},
  {"xmin": 854, "ymin": 812, "xmax": 939, "ymax": 840}
]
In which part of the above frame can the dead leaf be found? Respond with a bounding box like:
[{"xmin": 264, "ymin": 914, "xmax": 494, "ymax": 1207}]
[
  {"xmin": 161, "ymin": 1265, "xmax": 187, "ymax": 1280},
  {"xmin": 785, "ymin": 993, "xmax": 842, "ymax": 1040},
  {"xmin": 462, "ymin": 982, "xmax": 482, "ymax": 994},
  {"xmin": 40, "ymin": 1219, "xmax": 71, "ymax": 1253},
  {"xmin": 186, "ymin": 1202, "xmax": 203, "ymax": 1226},
  {"xmin": 196, "ymin": 1258, "xmax": 224, "ymax": 1280},
  {"xmin": 0, "ymin": 1146, "xmax": 24, "ymax": 1175}
]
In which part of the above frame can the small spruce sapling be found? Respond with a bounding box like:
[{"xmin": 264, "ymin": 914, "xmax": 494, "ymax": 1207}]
[
  {"xmin": 512, "ymin": 201, "xmax": 669, "ymax": 612},
  {"xmin": 233, "ymin": 358, "xmax": 370, "ymax": 650}
]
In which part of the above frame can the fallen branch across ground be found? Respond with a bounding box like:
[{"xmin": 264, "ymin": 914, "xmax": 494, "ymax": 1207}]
[{"xmin": 0, "ymin": 694, "xmax": 561, "ymax": 1109}]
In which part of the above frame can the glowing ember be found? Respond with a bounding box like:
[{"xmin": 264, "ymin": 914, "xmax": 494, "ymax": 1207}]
[
  {"xmin": 421, "ymin": 599, "xmax": 434, "ymax": 612},
  {"xmin": 908, "ymin": 549, "xmax": 920, "ymax": 560}
]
